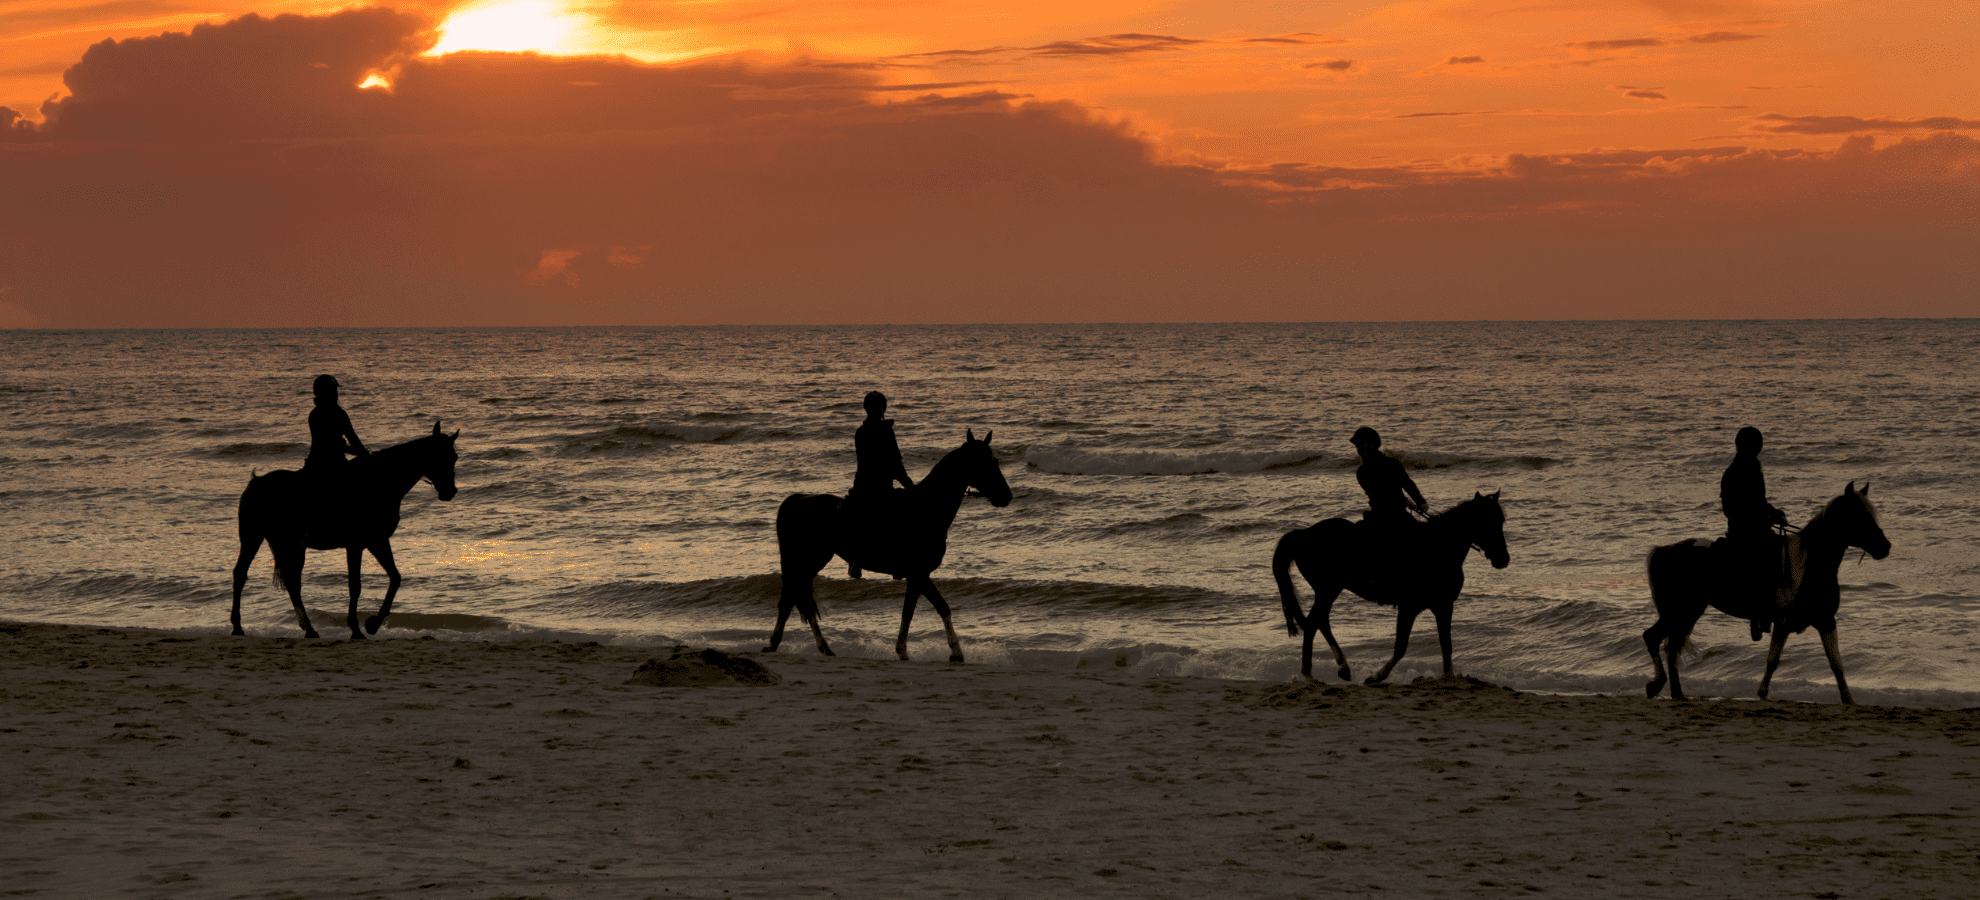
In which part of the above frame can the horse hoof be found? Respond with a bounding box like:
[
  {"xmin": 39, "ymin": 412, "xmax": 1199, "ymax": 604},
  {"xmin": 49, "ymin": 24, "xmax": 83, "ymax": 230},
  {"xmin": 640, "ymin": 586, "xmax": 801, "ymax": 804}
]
[
  {"xmin": 364, "ymin": 616, "xmax": 383, "ymax": 635},
  {"xmin": 1645, "ymin": 683, "xmax": 1661, "ymax": 698},
  {"xmin": 303, "ymin": 632, "xmax": 320, "ymax": 639},
  {"xmin": 761, "ymin": 645, "xmax": 777, "ymax": 653},
  {"xmin": 350, "ymin": 631, "xmax": 367, "ymax": 640},
  {"xmin": 231, "ymin": 628, "xmax": 245, "ymax": 637},
  {"xmin": 949, "ymin": 654, "xmax": 964, "ymax": 664},
  {"xmin": 1338, "ymin": 668, "xmax": 1352, "ymax": 682}
]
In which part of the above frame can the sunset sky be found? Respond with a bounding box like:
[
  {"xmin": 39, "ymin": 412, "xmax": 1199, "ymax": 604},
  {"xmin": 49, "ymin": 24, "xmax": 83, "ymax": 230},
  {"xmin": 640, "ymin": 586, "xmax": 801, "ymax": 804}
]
[{"xmin": 2, "ymin": 0, "xmax": 1974, "ymax": 326}]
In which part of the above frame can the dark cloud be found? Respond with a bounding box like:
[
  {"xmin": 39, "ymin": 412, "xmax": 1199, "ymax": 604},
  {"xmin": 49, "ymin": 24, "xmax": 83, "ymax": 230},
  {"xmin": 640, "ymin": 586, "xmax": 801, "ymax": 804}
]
[
  {"xmin": 1446, "ymin": 56, "xmax": 1484, "ymax": 65},
  {"xmin": 1752, "ymin": 113, "xmax": 1980, "ymax": 134},
  {"xmin": 1243, "ymin": 35, "xmax": 1345, "ymax": 45},
  {"xmin": 1688, "ymin": 32, "xmax": 1763, "ymax": 43},
  {"xmin": 1305, "ymin": 59, "xmax": 1355, "ymax": 71},
  {"xmin": 1029, "ymin": 33, "xmax": 1205, "ymax": 57},
  {"xmin": 1626, "ymin": 90, "xmax": 1668, "ymax": 100},
  {"xmin": 2, "ymin": 10, "xmax": 1972, "ymax": 326},
  {"xmin": 1394, "ymin": 111, "xmax": 1486, "ymax": 118},
  {"xmin": 1568, "ymin": 38, "xmax": 1665, "ymax": 50}
]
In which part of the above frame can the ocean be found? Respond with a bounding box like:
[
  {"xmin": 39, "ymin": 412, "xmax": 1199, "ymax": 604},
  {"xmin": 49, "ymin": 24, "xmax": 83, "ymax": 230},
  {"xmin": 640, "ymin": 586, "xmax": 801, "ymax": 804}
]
[{"xmin": 2, "ymin": 322, "xmax": 1975, "ymax": 706}]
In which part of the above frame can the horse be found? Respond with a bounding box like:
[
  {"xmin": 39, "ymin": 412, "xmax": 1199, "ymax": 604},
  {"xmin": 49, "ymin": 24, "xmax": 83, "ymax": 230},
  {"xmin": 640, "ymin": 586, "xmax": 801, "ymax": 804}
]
[
  {"xmin": 767, "ymin": 429, "xmax": 1012, "ymax": 663},
  {"xmin": 1642, "ymin": 482, "xmax": 1890, "ymax": 704},
  {"xmin": 1273, "ymin": 492, "xmax": 1511, "ymax": 683},
  {"xmin": 230, "ymin": 421, "xmax": 460, "ymax": 639}
]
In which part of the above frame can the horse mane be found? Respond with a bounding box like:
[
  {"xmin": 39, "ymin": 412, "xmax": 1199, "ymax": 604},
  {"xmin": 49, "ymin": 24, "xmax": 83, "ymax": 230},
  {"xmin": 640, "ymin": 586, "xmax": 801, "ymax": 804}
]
[
  {"xmin": 1809, "ymin": 484, "xmax": 1877, "ymax": 531},
  {"xmin": 371, "ymin": 430, "xmax": 445, "ymax": 461},
  {"xmin": 1430, "ymin": 493, "xmax": 1503, "ymax": 527}
]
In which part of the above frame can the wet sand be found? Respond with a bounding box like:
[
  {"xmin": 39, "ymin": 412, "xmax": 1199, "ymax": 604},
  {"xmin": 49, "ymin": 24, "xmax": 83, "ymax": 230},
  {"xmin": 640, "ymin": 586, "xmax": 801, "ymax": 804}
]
[{"xmin": 3, "ymin": 620, "xmax": 1976, "ymax": 898}]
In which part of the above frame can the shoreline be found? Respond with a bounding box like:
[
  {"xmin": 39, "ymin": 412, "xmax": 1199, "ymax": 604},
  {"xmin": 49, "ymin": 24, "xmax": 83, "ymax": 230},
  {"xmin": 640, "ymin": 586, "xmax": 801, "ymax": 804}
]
[{"xmin": 4, "ymin": 620, "xmax": 1977, "ymax": 898}]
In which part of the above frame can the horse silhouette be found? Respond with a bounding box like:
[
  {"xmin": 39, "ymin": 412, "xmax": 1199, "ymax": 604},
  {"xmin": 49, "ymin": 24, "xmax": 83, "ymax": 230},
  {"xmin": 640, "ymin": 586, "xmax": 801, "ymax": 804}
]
[
  {"xmin": 230, "ymin": 422, "xmax": 460, "ymax": 639},
  {"xmin": 1273, "ymin": 492, "xmax": 1511, "ymax": 683},
  {"xmin": 768, "ymin": 429, "xmax": 1012, "ymax": 662},
  {"xmin": 1642, "ymin": 482, "xmax": 1890, "ymax": 704}
]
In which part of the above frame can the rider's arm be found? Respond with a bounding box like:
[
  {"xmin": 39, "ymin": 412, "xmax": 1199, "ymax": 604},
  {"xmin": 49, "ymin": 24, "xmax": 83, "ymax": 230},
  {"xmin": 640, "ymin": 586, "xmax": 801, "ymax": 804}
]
[
  {"xmin": 1398, "ymin": 463, "xmax": 1428, "ymax": 511},
  {"xmin": 337, "ymin": 409, "xmax": 369, "ymax": 457},
  {"xmin": 888, "ymin": 433, "xmax": 914, "ymax": 488}
]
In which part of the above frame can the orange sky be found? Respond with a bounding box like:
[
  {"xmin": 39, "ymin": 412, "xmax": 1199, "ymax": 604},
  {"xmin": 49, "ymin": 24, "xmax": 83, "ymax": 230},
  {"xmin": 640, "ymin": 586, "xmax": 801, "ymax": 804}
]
[{"xmin": 1, "ymin": 1, "xmax": 1974, "ymax": 326}]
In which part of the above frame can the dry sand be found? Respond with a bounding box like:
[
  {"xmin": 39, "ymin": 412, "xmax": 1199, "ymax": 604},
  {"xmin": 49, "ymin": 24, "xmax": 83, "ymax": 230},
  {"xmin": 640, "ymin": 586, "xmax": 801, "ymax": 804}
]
[{"xmin": 3, "ymin": 621, "xmax": 1977, "ymax": 899}]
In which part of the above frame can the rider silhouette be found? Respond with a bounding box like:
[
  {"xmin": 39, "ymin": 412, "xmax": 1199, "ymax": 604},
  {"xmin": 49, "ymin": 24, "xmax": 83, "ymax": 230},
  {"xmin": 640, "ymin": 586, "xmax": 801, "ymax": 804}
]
[
  {"xmin": 1721, "ymin": 425, "xmax": 1790, "ymax": 638},
  {"xmin": 304, "ymin": 374, "xmax": 369, "ymax": 475},
  {"xmin": 303, "ymin": 375, "xmax": 368, "ymax": 532},
  {"xmin": 846, "ymin": 391, "xmax": 915, "ymax": 579},
  {"xmin": 1351, "ymin": 426, "xmax": 1427, "ymax": 532}
]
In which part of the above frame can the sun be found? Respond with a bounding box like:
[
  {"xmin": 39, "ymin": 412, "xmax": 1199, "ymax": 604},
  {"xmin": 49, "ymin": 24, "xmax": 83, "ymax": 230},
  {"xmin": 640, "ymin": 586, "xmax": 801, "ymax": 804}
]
[{"xmin": 428, "ymin": 0, "xmax": 594, "ymax": 56}]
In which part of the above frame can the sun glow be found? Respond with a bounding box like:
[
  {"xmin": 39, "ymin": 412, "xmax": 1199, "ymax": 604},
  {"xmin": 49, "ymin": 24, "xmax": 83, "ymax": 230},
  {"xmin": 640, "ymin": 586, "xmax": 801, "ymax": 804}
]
[
  {"xmin": 358, "ymin": 73, "xmax": 390, "ymax": 89},
  {"xmin": 429, "ymin": 0, "xmax": 594, "ymax": 56}
]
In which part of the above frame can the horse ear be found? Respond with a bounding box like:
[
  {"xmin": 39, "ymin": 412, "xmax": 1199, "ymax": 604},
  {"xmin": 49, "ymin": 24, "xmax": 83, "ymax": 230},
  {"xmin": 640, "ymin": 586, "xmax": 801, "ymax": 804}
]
[
  {"xmin": 966, "ymin": 428, "xmax": 976, "ymax": 442},
  {"xmin": 450, "ymin": 429, "xmax": 460, "ymax": 441},
  {"xmin": 1474, "ymin": 491, "xmax": 1484, "ymax": 499},
  {"xmin": 1860, "ymin": 482, "xmax": 1870, "ymax": 497},
  {"xmin": 432, "ymin": 420, "xmax": 443, "ymax": 436},
  {"xmin": 1491, "ymin": 490, "xmax": 1502, "ymax": 499},
  {"xmin": 1847, "ymin": 480, "xmax": 1856, "ymax": 495},
  {"xmin": 983, "ymin": 429, "xmax": 993, "ymax": 444}
]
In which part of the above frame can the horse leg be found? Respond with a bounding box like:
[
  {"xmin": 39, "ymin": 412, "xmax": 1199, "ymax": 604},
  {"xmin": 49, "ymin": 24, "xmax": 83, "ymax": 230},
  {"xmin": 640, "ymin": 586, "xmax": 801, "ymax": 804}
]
[
  {"xmin": 1664, "ymin": 620, "xmax": 1695, "ymax": 701},
  {"xmin": 1305, "ymin": 586, "xmax": 1351, "ymax": 682},
  {"xmin": 1642, "ymin": 619, "xmax": 1671, "ymax": 698},
  {"xmin": 273, "ymin": 542, "xmax": 317, "ymax": 639},
  {"xmin": 894, "ymin": 580, "xmax": 924, "ymax": 661},
  {"xmin": 1645, "ymin": 601, "xmax": 1704, "ymax": 700},
  {"xmin": 230, "ymin": 533, "xmax": 261, "ymax": 636},
  {"xmin": 768, "ymin": 540, "xmax": 833, "ymax": 655},
  {"xmin": 921, "ymin": 580, "xmax": 965, "ymax": 664},
  {"xmin": 1367, "ymin": 605, "xmax": 1420, "ymax": 685},
  {"xmin": 344, "ymin": 546, "xmax": 368, "ymax": 640},
  {"xmin": 1818, "ymin": 627, "xmax": 1854, "ymax": 705},
  {"xmin": 1432, "ymin": 600, "xmax": 1455, "ymax": 678},
  {"xmin": 364, "ymin": 542, "xmax": 401, "ymax": 635},
  {"xmin": 1758, "ymin": 626, "xmax": 1791, "ymax": 700}
]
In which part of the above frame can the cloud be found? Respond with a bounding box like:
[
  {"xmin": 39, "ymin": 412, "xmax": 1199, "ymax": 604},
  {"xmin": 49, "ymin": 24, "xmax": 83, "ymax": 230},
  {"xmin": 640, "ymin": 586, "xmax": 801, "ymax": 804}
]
[
  {"xmin": 1751, "ymin": 114, "xmax": 1980, "ymax": 134},
  {"xmin": 1305, "ymin": 59, "xmax": 1355, "ymax": 72},
  {"xmin": 1688, "ymin": 32, "xmax": 1763, "ymax": 43},
  {"xmin": 1568, "ymin": 38, "xmax": 1664, "ymax": 50},
  {"xmin": 1625, "ymin": 90, "xmax": 1668, "ymax": 100},
  {"xmin": 1393, "ymin": 111, "xmax": 1487, "ymax": 118},
  {"xmin": 1242, "ymin": 35, "xmax": 1346, "ymax": 45},
  {"xmin": 1446, "ymin": 56, "xmax": 1484, "ymax": 65},
  {"xmin": 1566, "ymin": 32, "xmax": 1762, "ymax": 52},
  {"xmin": 0, "ymin": 0, "xmax": 188, "ymax": 34},
  {"xmin": 1, "ymin": 10, "xmax": 1973, "ymax": 326}
]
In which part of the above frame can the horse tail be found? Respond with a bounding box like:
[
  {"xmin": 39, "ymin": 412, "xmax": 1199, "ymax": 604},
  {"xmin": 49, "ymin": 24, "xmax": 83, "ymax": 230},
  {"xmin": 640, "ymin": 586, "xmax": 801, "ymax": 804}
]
[{"xmin": 1274, "ymin": 528, "xmax": 1307, "ymax": 637}]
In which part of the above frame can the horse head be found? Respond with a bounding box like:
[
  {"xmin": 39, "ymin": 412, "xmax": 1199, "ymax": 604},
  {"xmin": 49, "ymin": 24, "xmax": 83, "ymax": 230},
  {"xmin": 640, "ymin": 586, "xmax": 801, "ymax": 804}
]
[
  {"xmin": 1461, "ymin": 490, "xmax": 1511, "ymax": 569},
  {"xmin": 1837, "ymin": 481, "xmax": 1891, "ymax": 560},
  {"xmin": 424, "ymin": 420, "xmax": 461, "ymax": 501},
  {"xmin": 962, "ymin": 428, "xmax": 1013, "ymax": 508}
]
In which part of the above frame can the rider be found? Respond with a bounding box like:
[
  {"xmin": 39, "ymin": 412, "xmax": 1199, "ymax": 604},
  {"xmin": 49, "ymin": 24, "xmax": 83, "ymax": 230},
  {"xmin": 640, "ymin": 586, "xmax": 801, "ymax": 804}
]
[
  {"xmin": 1721, "ymin": 425, "xmax": 1790, "ymax": 637},
  {"xmin": 303, "ymin": 374, "xmax": 369, "ymax": 534},
  {"xmin": 304, "ymin": 374, "xmax": 369, "ymax": 476},
  {"xmin": 845, "ymin": 391, "xmax": 915, "ymax": 578},
  {"xmin": 1351, "ymin": 426, "xmax": 1428, "ymax": 535}
]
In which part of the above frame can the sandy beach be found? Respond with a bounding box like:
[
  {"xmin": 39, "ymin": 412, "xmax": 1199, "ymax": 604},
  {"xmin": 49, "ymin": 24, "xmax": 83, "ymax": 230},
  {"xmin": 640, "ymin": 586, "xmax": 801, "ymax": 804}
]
[{"xmin": 3, "ymin": 620, "xmax": 1976, "ymax": 899}]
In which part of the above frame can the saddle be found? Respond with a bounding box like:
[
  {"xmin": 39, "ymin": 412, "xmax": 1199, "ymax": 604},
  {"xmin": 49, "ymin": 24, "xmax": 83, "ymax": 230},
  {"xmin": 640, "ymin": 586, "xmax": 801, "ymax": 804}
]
[
  {"xmin": 294, "ymin": 462, "xmax": 369, "ymax": 545},
  {"xmin": 1710, "ymin": 531, "xmax": 1793, "ymax": 639},
  {"xmin": 839, "ymin": 487, "xmax": 917, "ymax": 579}
]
